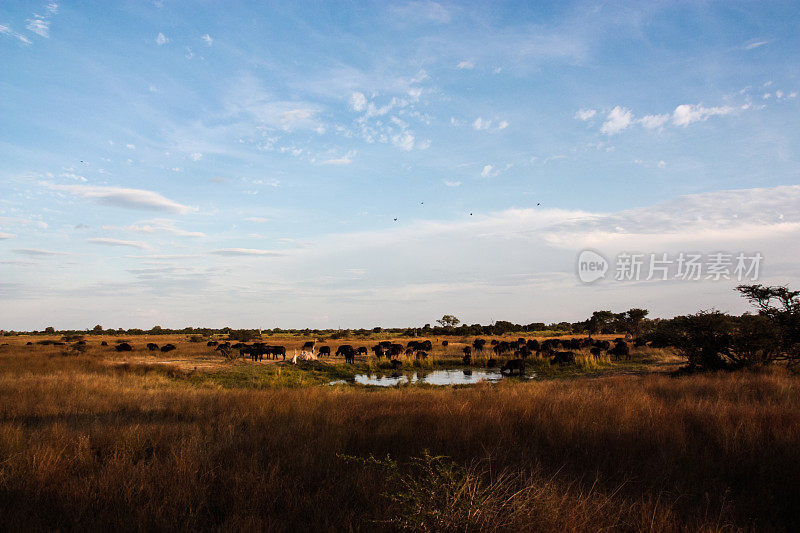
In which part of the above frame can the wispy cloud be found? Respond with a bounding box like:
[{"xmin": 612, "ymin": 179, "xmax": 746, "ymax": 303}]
[
  {"xmin": 13, "ymin": 248, "xmax": 68, "ymax": 256},
  {"xmin": 574, "ymin": 109, "xmax": 596, "ymax": 121},
  {"xmin": 108, "ymin": 219, "xmax": 206, "ymax": 238},
  {"xmin": 87, "ymin": 238, "xmax": 150, "ymax": 249},
  {"xmin": 672, "ymin": 104, "xmax": 736, "ymax": 126},
  {"xmin": 25, "ymin": 16, "xmax": 49, "ymax": 37},
  {"xmin": 49, "ymin": 184, "xmax": 196, "ymax": 214},
  {"xmin": 457, "ymin": 60, "xmax": 475, "ymax": 70},
  {"xmin": 201, "ymin": 33, "xmax": 213, "ymax": 46},
  {"xmin": 208, "ymin": 248, "xmax": 284, "ymax": 257},
  {"xmin": 321, "ymin": 156, "xmax": 352, "ymax": 165},
  {"xmin": 0, "ymin": 24, "xmax": 32, "ymax": 44},
  {"xmin": 0, "ymin": 232, "xmax": 16, "ymax": 240},
  {"xmin": 745, "ymin": 40, "xmax": 768, "ymax": 50},
  {"xmin": 156, "ymin": 32, "xmax": 168, "ymax": 45}
]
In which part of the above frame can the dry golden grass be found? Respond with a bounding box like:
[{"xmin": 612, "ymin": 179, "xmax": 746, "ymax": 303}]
[{"xmin": 0, "ymin": 337, "xmax": 798, "ymax": 530}]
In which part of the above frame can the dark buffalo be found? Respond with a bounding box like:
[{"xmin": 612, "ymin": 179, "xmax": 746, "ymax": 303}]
[
  {"xmin": 486, "ymin": 358, "xmax": 497, "ymax": 368},
  {"xmin": 318, "ymin": 346, "xmax": 331, "ymax": 357},
  {"xmin": 415, "ymin": 351, "xmax": 428, "ymax": 360},
  {"xmin": 390, "ymin": 359, "xmax": 402, "ymax": 370},
  {"xmin": 26, "ymin": 341, "xmax": 33, "ymax": 346},
  {"xmin": 608, "ymin": 341, "xmax": 630, "ymax": 360},
  {"xmin": 500, "ymin": 358, "xmax": 525, "ymax": 375},
  {"xmin": 462, "ymin": 353, "xmax": 472, "ymax": 365},
  {"xmin": 462, "ymin": 346, "xmax": 472, "ymax": 356},
  {"xmin": 207, "ymin": 340, "xmax": 218, "ymax": 346},
  {"xmin": 590, "ymin": 347, "xmax": 602, "ymax": 357},
  {"xmin": 526, "ymin": 339, "xmax": 540, "ymax": 352},
  {"xmin": 441, "ymin": 340, "xmax": 449, "ymax": 347},
  {"xmin": 301, "ymin": 341, "xmax": 316, "ymax": 353},
  {"xmin": 550, "ymin": 351, "xmax": 575, "ymax": 365},
  {"xmin": 388, "ymin": 343, "xmax": 404, "ymax": 357},
  {"xmin": 356, "ymin": 346, "xmax": 368, "ymax": 356},
  {"xmin": 371, "ymin": 345, "xmax": 386, "ymax": 359},
  {"xmin": 473, "ymin": 339, "xmax": 487, "ymax": 352},
  {"xmin": 337, "ymin": 345, "xmax": 356, "ymax": 363},
  {"xmin": 100, "ymin": 341, "xmax": 108, "ymax": 346},
  {"xmin": 270, "ymin": 346, "xmax": 286, "ymax": 360},
  {"xmin": 115, "ymin": 342, "xmax": 132, "ymax": 352},
  {"xmin": 147, "ymin": 343, "xmax": 159, "ymax": 351},
  {"xmin": 160, "ymin": 344, "xmax": 176, "ymax": 353}
]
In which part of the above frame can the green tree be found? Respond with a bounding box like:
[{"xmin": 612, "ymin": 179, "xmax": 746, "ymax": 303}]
[
  {"xmin": 586, "ymin": 311, "xmax": 615, "ymax": 335},
  {"xmin": 436, "ymin": 315, "xmax": 461, "ymax": 329}
]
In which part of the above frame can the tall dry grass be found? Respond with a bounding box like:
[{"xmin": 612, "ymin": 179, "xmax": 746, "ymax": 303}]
[{"xmin": 0, "ymin": 342, "xmax": 799, "ymax": 530}]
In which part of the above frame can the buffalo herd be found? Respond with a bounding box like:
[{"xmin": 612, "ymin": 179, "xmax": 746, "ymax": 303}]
[{"xmin": 20, "ymin": 334, "xmax": 638, "ymax": 372}]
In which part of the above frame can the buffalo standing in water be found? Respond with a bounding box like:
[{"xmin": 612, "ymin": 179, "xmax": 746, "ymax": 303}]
[{"xmin": 500, "ymin": 358, "xmax": 525, "ymax": 375}]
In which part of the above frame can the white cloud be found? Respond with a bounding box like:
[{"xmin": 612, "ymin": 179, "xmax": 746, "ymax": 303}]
[
  {"xmin": 46, "ymin": 3, "xmax": 58, "ymax": 14},
  {"xmin": 657, "ymin": 160, "xmax": 666, "ymax": 169},
  {"xmin": 672, "ymin": 104, "xmax": 735, "ymax": 126},
  {"xmin": 126, "ymin": 143, "xmax": 136, "ymax": 150},
  {"xmin": 392, "ymin": 132, "xmax": 415, "ymax": 150},
  {"xmin": 49, "ymin": 184, "xmax": 196, "ymax": 214},
  {"xmin": 473, "ymin": 117, "xmax": 490, "ymax": 130},
  {"xmin": 87, "ymin": 238, "xmax": 150, "ymax": 250},
  {"xmin": 480, "ymin": 165, "xmax": 498, "ymax": 178},
  {"xmin": 13, "ymin": 248, "xmax": 68, "ymax": 256},
  {"xmin": 0, "ymin": 24, "xmax": 32, "ymax": 44},
  {"xmin": 189, "ymin": 152, "xmax": 203, "ymax": 161},
  {"xmin": 321, "ymin": 156, "xmax": 353, "ymax": 165},
  {"xmin": 497, "ymin": 120, "xmax": 509, "ymax": 130},
  {"xmin": 0, "ymin": 232, "xmax": 15, "ymax": 240},
  {"xmin": 156, "ymin": 32, "xmax": 168, "ymax": 45},
  {"xmin": 390, "ymin": 1, "xmax": 451, "ymax": 24},
  {"xmin": 25, "ymin": 17, "xmax": 49, "ymax": 37},
  {"xmin": 600, "ymin": 106, "xmax": 633, "ymax": 135},
  {"xmin": 121, "ymin": 219, "xmax": 206, "ymax": 238},
  {"xmin": 574, "ymin": 109, "xmax": 596, "ymax": 121},
  {"xmin": 745, "ymin": 41, "xmax": 768, "ymax": 50},
  {"xmin": 444, "ymin": 180, "xmax": 461, "ymax": 187},
  {"xmin": 350, "ymin": 92, "xmax": 367, "ymax": 112},
  {"xmin": 457, "ymin": 60, "xmax": 475, "ymax": 70},
  {"xmin": 245, "ymin": 217, "xmax": 270, "ymax": 223},
  {"xmin": 639, "ymin": 113, "xmax": 670, "ymax": 129},
  {"xmin": 201, "ymin": 33, "xmax": 213, "ymax": 46},
  {"xmin": 208, "ymin": 248, "xmax": 284, "ymax": 257}
]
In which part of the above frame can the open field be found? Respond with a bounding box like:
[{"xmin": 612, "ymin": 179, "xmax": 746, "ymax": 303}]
[{"xmin": 1, "ymin": 335, "xmax": 798, "ymax": 531}]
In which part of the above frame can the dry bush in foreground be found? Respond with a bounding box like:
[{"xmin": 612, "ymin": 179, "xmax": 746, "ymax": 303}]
[{"xmin": 0, "ymin": 347, "xmax": 799, "ymax": 530}]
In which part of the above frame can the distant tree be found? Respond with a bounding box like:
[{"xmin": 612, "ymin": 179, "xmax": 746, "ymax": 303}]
[
  {"xmin": 44, "ymin": 326, "xmax": 55, "ymax": 334},
  {"xmin": 92, "ymin": 324, "xmax": 103, "ymax": 333},
  {"xmin": 372, "ymin": 327, "xmax": 382, "ymax": 333},
  {"xmin": 436, "ymin": 315, "xmax": 461, "ymax": 329},
  {"xmin": 229, "ymin": 329, "xmax": 260, "ymax": 342},
  {"xmin": 618, "ymin": 308, "xmax": 649, "ymax": 338},
  {"xmin": 586, "ymin": 311, "xmax": 615, "ymax": 335},
  {"xmin": 149, "ymin": 325, "xmax": 163, "ymax": 335}
]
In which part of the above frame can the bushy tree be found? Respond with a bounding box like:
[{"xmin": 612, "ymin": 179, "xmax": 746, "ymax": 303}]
[{"xmin": 436, "ymin": 315, "xmax": 461, "ymax": 329}]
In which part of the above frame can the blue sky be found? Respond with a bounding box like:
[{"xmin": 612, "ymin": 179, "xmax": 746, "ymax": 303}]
[{"xmin": 1, "ymin": 1, "xmax": 800, "ymax": 330}]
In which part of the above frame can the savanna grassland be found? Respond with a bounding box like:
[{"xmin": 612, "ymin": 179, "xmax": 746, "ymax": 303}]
[{"xmin": 1, "ymin": 335, "xmax": 799, "ymax": 531}]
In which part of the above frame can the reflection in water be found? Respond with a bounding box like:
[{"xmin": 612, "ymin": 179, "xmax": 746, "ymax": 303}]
[{"xmin": 331, "ymin": 369, "xmax": 534, "ymax": 387}]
